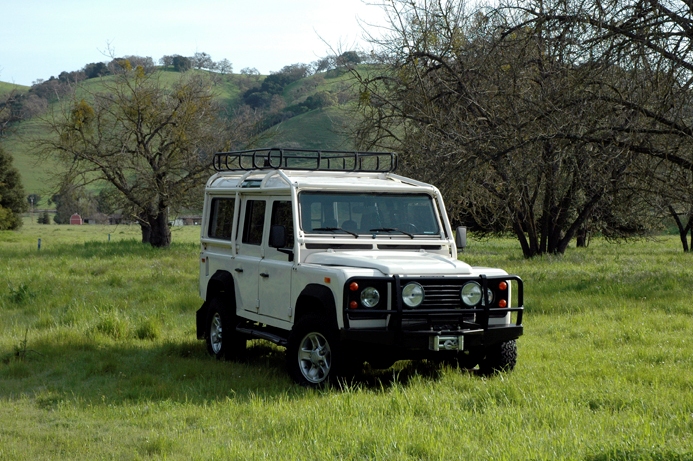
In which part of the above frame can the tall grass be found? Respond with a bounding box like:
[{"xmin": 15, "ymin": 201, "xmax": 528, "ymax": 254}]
[{"xmin": 1, "ymin": 223, "xmax": 692, "ymax": 460}]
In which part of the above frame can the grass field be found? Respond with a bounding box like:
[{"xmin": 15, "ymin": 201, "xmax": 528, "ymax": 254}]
[{"xmin": 1, "ymin": 221, "xmax": 692, "ymax": 460}]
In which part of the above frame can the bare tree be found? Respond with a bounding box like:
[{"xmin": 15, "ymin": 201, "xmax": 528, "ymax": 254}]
[
  {"xmin": 351, "ymin": 0, "xmax": 645, "ymax": 257},
  {"xmin": 216, "ymin": 59, "xmax": 233, "ymax": 75},
  {"xmin": 510, "ymin": 0, "xmax": 693, "ymax": 250},
  {"xmin": 192, "ymin": 52, "xmax": 216, "ymax": 70},
  {"xmin": 36, "ymin": 63, "xmax": 234, "ymax": 247}
]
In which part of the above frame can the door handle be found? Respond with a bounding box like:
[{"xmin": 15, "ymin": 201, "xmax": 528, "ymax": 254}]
[
  {"xmin": 260, "ymin": 273, "xmax": 269, "ymax": 278},
  {"xmin": 234, "ymin": 268, "xmax": 243, "ymax": 273}
]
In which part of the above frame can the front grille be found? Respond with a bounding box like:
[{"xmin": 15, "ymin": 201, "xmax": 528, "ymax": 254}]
[
  {"xmin": 401, "ymin": 278, "xmax": 506, "ymax": 320},
  {"xmin": 419, "ymin": 283, "xmax": 464, "ymax": 308}
]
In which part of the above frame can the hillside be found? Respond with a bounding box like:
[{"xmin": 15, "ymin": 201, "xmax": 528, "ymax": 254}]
[
  {"xmin": 0, "ymin": 81, "xmax": 28, "ymax": 96},
  {"xmin": 0, "ymin": 67, "xmax": 359, "ymax": 206}
]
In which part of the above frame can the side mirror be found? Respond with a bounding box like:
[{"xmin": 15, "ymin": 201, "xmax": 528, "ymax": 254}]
[
  {"xmin": 455, "ymin": 226, "xmax": 467, "ymax": 252},
  {"xmin": 269, "ymin": 225, "xmax": 287, "ymax": 248},
  {"xmin": 269, "ymin": 225, "xmax": 294, "ymax": 262}
]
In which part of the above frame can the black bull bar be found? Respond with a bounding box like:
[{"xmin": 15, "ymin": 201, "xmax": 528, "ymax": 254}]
[{"xmin": 341, "ymin": 274, "xmax": 524, "ymax": 348}]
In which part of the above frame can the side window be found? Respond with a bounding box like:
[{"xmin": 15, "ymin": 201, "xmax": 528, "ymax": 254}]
[
  {"xmin": 271, "ymin": 200, "xmax": 294, "ymax": 248},
  {"xmin": 208, "ymin": 198, "xmax": 235, "ymax": 240},
  {"xmin": 242, "ymin": 200, "xmax": 266, "ymax": 245}
]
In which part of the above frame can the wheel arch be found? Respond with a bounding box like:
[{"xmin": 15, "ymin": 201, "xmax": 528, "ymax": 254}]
[
  {"xmin": 196, "ymin": 270, "xmax": 236, "ymax": 339},
  {"xmin": 206, "ymin": 270, "xmax": 236, "ymax": 304},
  {"xmin": 294, "ymin": 284, "xmax": 338, "ymax": 329}
]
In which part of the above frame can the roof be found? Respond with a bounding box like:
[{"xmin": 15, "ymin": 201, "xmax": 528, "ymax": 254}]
[{"xmin": 206, "ymin": 148, "xmax": 437, "ymax": 194}]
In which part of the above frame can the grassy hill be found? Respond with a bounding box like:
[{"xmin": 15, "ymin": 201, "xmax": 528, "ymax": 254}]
[
  {"xmin": 264, "ymin": 106, "xmax": 355, "ymax": 150},
  {"xmin": 0, "ymin": 119, "xmax": 54, "ymax": 198},
  {"xmin": 0, "ymin": 81, "xmax": 28, "ymax": 96},
  {"xmin": 0, "ymin": 68, "xmax": 359, "ymax": 206}
]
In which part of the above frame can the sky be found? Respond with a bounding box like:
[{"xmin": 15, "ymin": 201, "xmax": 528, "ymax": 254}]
[{"xmin": 0, "ymin": 0, "xmax": 388, "ymax": 86}]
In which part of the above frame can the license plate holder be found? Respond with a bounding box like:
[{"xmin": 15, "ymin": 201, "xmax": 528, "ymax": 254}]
[{"xmin": 429, "ymin": 335, "xmax": 464, "ymax": 351}]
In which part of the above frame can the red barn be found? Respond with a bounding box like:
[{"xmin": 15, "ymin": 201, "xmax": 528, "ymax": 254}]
[{"xmin": 69, "ymin": 213, "xmax": 83, "ymax": 225}]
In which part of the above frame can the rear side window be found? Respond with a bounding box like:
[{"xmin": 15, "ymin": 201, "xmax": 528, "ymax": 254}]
[
  {"xmin": 208, "ymin": 198, "xmax": 235, "ymax": 240},
  {"xmin": 242, "ymin": 200, "xmax": 266, "ymax": 245}
]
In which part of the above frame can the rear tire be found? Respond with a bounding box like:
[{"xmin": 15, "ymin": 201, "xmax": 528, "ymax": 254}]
[
  {"xmin": 205, "ymin": 298, "xmax": 246, "ymax": 361},
  {"xmin": 479, "ymin": 340, "xmax": 517, "ymax": 375}
]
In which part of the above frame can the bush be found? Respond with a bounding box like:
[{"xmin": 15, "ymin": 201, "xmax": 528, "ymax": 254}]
[{"xmin": 0, "ymin": 146, "xmax": 27, "ymax": 230}]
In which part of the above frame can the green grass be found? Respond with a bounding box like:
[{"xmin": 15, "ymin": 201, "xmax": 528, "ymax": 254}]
[
  {"xmin": 266, "ymin": 106, "xmax": 355, "ymax": 150},
  {"xmin": 1, "ymin": 224, "xmax": 693, "ymax": 459},
  {"xmin": 0, "ymin": 81, "xmax": 28, "ymax": 96},
  {"xmin": 269, "ymin": 69, "xmax": 358, "ymax": 150},
  {"xmin": 0, "ymin": 119, "xmax": 59, "ymax": 202}
]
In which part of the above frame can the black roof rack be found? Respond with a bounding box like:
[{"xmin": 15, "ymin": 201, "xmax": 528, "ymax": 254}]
[{"xmin": 213, "ymin": 148, "xmax": 397, "ymax": 173}]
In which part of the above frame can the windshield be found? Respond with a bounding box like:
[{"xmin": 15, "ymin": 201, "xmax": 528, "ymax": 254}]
[{"xmin": 299, "ymin": 192, "xmax": 441, "ymax": 237}]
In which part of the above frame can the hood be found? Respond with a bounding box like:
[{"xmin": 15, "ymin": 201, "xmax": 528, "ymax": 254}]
[{"xmin": 304, "ymin": 251, "xmax": 472, "ymax": 276}]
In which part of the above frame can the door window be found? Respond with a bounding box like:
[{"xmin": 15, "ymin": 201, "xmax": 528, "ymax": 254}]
[
  {"xmin": 242, "ymin": 200, "xmax": 266, "ymax": 245},
  {"xmin": 270, "ymin": 200, "xmax": 294, "ymax": 249}
]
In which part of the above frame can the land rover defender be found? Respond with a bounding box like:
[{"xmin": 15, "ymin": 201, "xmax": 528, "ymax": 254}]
[{"xmin": 196, "ymin": 148, "xmax": 524, "ymax": 386}]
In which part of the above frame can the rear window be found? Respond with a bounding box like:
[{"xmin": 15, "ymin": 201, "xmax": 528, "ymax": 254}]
[{"xmin": 208, "ymin": 198, "xmax": 235, "ymax": 240}]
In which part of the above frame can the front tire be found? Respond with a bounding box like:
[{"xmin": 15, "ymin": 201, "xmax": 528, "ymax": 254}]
[
  {"xmin": 286, "ymin": 315, "xmax": 340, "ymax": 387},
  {"xmin": 205, "ymin": 298, "xmax": 246, "ymax": 361},
  {"xmin": 479, "ymin": 340, "xmax": 517, "ymax": 375}
]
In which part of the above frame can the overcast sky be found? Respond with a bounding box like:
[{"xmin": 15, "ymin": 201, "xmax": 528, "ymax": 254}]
[{"xmin": 0, "ymin": 0, "xmax": 388, "ymax": 86}]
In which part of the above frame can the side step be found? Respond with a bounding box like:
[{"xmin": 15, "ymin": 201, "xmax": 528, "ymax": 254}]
[{"xmin": 236, "ymin": 327, "xmax": 288, "ymax": 347}]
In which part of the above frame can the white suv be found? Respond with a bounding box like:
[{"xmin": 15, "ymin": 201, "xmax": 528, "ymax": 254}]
[{"xmin": 196, "ymin": 148, "xmax": 524, "ymax": 386}]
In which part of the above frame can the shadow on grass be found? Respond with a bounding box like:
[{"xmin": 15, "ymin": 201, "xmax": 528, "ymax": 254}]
[{"xmin": 0, "ymin": 335, "xmax": 468, "ymax": 408}]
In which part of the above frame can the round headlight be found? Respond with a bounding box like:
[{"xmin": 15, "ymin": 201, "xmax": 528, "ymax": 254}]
[
  {"xmin": 461, "ymin": 282, "xmax": 482, "ymax": 306},
  {"xmin": 360, "ymin": 287, "xmax": 380, "ymax": 308},
  {"xmin": 461, "ymin": 282, "xmax": 494, "ymax": 306},
  {"xmin": 402, "ymin": 282, "xmax": 424, "ymax": 308}
]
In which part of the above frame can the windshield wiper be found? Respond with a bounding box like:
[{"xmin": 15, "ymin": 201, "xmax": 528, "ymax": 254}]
[
  {"xmin": 313, "ymin": 227, "xmax": 359, "ymax": 238},
  {"xmin": 368, "ymin": 227, "xmax": 414, "ymax": 239}
]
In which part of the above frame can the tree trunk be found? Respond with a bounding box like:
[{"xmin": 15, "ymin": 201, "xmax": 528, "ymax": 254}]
[
  {"xmin": 148, "ymin": 211, "xmax": 171, "ymax": 248},
  {"xmin": 576, "ymin": 226, "xmax": 588, "ymax": 247},
  {"xmin": 668, "ymin": 205, "xmax": 690, "ymax": 252},
  {"xmin": 513, "ymin": 217, "xmax": 534, "ymax": 258},
  {"xmin": 139, "ymin": 208, "xmax": 171, "ymax": 248},
  {"xmin": 140, "ymin": 222, "xmax": 151, "ymax": 244}
]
